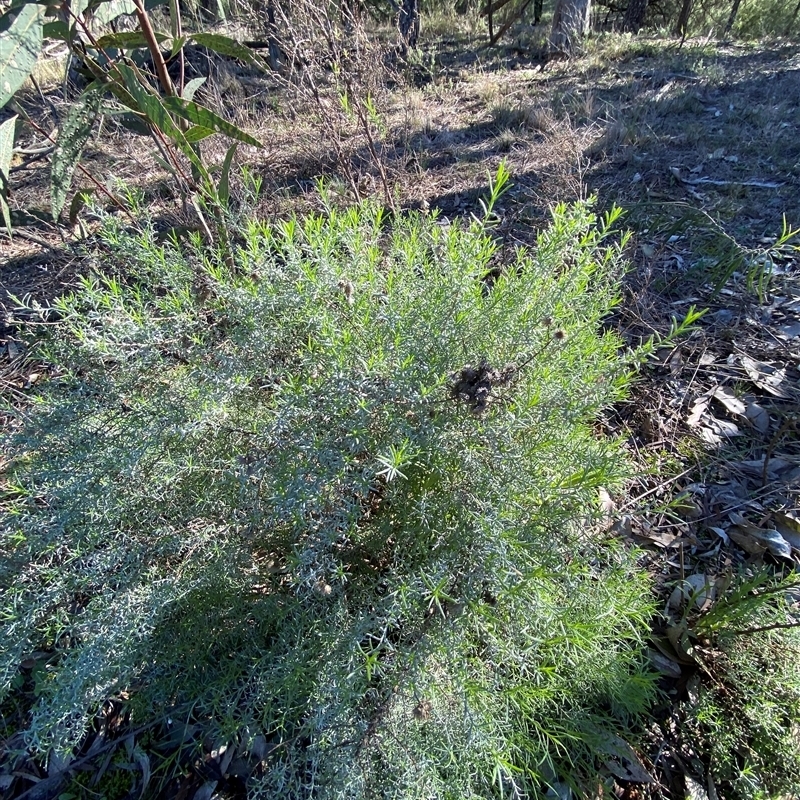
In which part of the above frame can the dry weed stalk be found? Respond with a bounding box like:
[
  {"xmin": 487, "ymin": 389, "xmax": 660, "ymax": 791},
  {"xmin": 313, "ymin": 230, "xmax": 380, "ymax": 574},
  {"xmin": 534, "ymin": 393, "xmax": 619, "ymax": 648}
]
[{"xmin": 270, "ymin": 0, "xmax": 397, "ymax": 212}]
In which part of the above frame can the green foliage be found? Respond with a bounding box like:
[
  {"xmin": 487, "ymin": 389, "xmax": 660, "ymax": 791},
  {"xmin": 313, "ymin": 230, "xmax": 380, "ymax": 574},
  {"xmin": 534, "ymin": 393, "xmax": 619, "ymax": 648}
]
[
  {"xmin": 0, "ymin": 114, "xmax": 15, "ymax": 232},
  {"xmin": 51, "ymin": 88, "xmax": 102, "ymax": 221},
  {"xmin": 1, "ymin": 197, "xmax": 656, "ymax": 796},
  {"xmin": 0, "ymin": 3, "xmax": 43, "ymax": 110},
  {"xmin": 1, "ymin": 0, "xmax": 263, "ymax": 240},
  {"xmin": 683, "ymin": 568, "xmax": 800, "ymax": 799}
]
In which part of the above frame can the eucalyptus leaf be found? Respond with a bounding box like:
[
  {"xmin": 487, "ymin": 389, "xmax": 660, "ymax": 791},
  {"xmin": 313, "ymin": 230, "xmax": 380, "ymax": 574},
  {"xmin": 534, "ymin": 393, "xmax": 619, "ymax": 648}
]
[
  {"xmin": 43, "ymin": 20, "xmax": 70, "ymax": 41},
  {"xmin": 0, "ymin": 114, "xmax": 16, "ymax": 233},
  {"xmin": 191, "ymin": 32, "xmax": 265, "ymax": 69},
  {"xmin": 115, "ymin": 64, "xmax": 209, "ymax": 180},
  {"xmin": 184, "ymin": 124, "xmax": 214, "ymax": 143},
  {"xmin": 51, "ymin": 89, "xmax": 101, "ymax": 220},
  {"xmin": 97, "ymin": 31, "xmax": 168, "ymax": 50},
  {"xmin": 217, "ymin": 143, "xmax": 237, "ymax": 206},
  {"xmin": 182, "ymin": 76, "xmax": 206, "ymax": 101},
  {"xmin": 161, "ymin": 96, "xmax": 262, "ymax": 147},
  {"xmin": 0, "ymin": 3, "xmax": 44, "ymax": 109},
  {"xmin": 93, "ymin": 0, "xmax": 137, "ymax": 25}
]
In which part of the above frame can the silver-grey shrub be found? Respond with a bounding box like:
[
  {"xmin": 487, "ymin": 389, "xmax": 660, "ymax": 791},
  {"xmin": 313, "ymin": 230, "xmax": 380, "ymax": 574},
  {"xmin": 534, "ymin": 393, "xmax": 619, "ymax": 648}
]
[{"xmin": 1, "ymin": 195, "xmax": 656, "ymax": 797}]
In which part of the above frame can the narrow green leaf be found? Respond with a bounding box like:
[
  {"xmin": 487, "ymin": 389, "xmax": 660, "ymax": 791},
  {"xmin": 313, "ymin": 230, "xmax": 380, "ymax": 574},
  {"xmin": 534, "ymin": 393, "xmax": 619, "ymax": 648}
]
[
  {"xmin": 184, "ymin": 124, "xmax": 214, "ymax": 143},
  {"xmin": 161, "ymin": 96, "xmax": 263, "ymax": 147},
  {"xmin": 0, "ymin": 114, "xmax": 16, "ymax": 234},
  {"xmin": 182, "ymin": 76, "xmax": 205, "ymax": 101},
  {"xmin": 116, "ymin": 112, "xmax": 152, "ymax": 136},
  {"xmin": 115, "ymin": 63, "xmax": 184, "ymax": 141},
  {"xmin": 169, "ymin": 34, "xmax": 187, "ymax": 59},
  {"xmin": 96, "ymin": 31, "xmax": 167, "ymax": 50},
  {"xmin": 43, "ymin": 20, "xmax": 70, "ymax": 41},
  {"xmin": 68, "ymin": 0, "xmax": 91, "ymax": 34},
  {"xmin": 114, "ymin": 64, "xmax": 210, "ymax": 181},
  {"xmin": 0, "ymin": 4, "xmax": 44, "ymax": 109},
  {"xmin": 218, "ymin": 143, "xmax": 237, "ymax": 206},
  {"xmin": 68, "ymin": 188, "xmax": 94, "ymax": 226},
  {"xmin": 190, "ymin": 33, "xmax": 265, "ymax": 69},
  {"xmin": 51, "ymin": 90, "xmax": 101, "ymax": 220},
  {"xmin": 93, "ymin": 0, "xmax": 137, "ymax": 25}
]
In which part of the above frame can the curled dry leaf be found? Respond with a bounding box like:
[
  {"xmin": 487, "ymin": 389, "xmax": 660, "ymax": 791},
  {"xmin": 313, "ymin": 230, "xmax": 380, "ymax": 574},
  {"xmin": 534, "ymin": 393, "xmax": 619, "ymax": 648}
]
[
  {"xmin": 728, "ymin": 526, "xmax": 768, "ymax": 554},
  {"xmin": 773, "ymin": 511, "xmax": 800, "ymax": 551},
  {"xmin": 708, "ymin": 526, "xmax": 730, "ymax": 545},
  {"xmin": 698, "ymin": 416, "xmax": 741, "ymax": 444},
  {"xmin": 669, "ymin": 573, "xmax": 714, "ymax": 611},
  {"xmin": 648, "ymin": 648, "xmax": 683, "ymax": 678},
  {"xmin": 744, "ymin": 400, "xmax": 770, "ymax": 434},
  {"xmin": 728, "ymin": 512, "xmax": 792, "ymax": 558},
  {"xmin": 712, "ymin": 386, "xmax": 746, "ymax": 415},
  {"xmin": 687, "ymin": 395, "xmax": 710, "ymax": 427},
  {"xmin": 740, "ymin": 355, "xmax": 789, "ymax": 398},
  {"xmin": 737, "ymin": 456, "xmax": 792, "ymax": 480},
  {"xmin": 598, "ymin": 487, "xmax": 615, "ymax": 520},
  {"xmin": 598, "ymin": 732, "xmax": 654, "ymax": 784},
  {"xmin": 686, "ymin": 775, "xmax": 710, "ymax": 800}
]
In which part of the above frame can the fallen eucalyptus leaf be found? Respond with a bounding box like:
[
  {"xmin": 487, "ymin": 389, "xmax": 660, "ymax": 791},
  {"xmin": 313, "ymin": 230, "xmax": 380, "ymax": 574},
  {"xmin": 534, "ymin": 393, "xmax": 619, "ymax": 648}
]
[
  {"xmin": 774, "ymin": 512, "xmax": 800, "ymax": 550},
  {"xmin": 648, "ymin": 648, "xmax": 683, "ymax": 678},
  {"xmin": 744, "ymin": 401, "xmax": 770, "ymax": 434},
  {"xmin": 686, "ymin": 775, "xmax": 709, "ymax": 800},
  {"xmin": 728, "ymin": 513, "xmax": 792, "ymax": 557},
  {"xmin": 708, "ymin": 526, "xmax": 730, "ymax": 545},
  {"xmin": 598, "ymin": 733, "xmax": 654, "ymax": 783},
  {"xmin": 737, "ymin": 456, "xmax": 791, "ymax": 480},
  {"xmin": 712, "ymin": 386, "xmax": 745, "ymax": 415},
  {"xmin": 728, "ymin": 526, "xmax": 767, "ymax": 555},
  {"xmin": 687, "ymin": 395, "xmax": 710, "ymax": 427},
  {"xmin": 740, "ymin": 355, "xmax": 789, "ymax": 397}
]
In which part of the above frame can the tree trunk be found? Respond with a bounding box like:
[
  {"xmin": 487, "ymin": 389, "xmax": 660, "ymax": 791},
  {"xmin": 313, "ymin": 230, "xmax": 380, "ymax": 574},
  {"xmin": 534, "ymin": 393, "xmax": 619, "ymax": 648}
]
[
  {"xmin": 398, "ymin": 0, "xmax": 420, "ymax": 52},
  {"xmin": 267, "ymin": 0, "xmax": 282, "ymax": 71},
  {"xmin": 675, "ymin": 0, "xmax": 692, "ymax": 37},
  {"xmin": 723, "ymin": 0, "xmax": 741, "ymax": 33},
  {"xmin": 549, "ymin": 0, "xmax": 592, "ymax": 54},
  {"xmin": 533, "ymin": 0, "xmax": 543, "ymax": 24},
  {"xmin": 622, "ymin": 0, "xmax": 648, "ymax": 32}
]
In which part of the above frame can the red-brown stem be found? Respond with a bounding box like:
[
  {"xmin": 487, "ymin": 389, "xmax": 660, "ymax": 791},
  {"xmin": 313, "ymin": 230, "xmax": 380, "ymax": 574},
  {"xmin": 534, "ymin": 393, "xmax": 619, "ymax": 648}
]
[{"xmin": 132, "ymin": 0, "xmax": 176, "ymax": 97}]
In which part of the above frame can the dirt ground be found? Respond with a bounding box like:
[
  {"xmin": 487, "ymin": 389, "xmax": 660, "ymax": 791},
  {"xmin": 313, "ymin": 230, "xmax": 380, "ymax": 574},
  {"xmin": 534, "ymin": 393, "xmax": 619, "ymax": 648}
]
[{"xmin": 1, "ymin": 27, "xmax": 799, "ymax": 799}]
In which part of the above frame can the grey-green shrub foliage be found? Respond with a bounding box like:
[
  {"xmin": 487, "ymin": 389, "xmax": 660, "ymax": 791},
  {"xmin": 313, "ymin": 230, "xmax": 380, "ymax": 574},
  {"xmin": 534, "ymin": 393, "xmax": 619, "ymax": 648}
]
[{"xmin": 1, "ymin": 196, "xmax": 656, "ymax": 797}]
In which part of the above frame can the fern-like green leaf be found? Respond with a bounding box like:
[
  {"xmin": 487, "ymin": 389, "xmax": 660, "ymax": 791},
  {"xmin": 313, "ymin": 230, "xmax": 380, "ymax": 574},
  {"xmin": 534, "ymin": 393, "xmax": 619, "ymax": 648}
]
[{"xmin": 0, "ymin": 3, "xmax": 44, "ymax": 109}]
